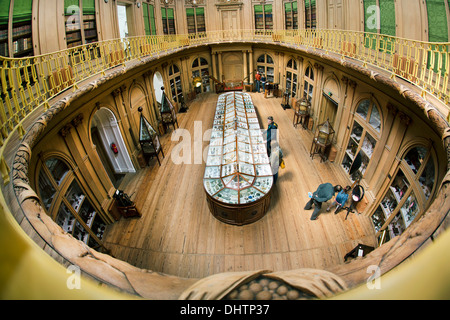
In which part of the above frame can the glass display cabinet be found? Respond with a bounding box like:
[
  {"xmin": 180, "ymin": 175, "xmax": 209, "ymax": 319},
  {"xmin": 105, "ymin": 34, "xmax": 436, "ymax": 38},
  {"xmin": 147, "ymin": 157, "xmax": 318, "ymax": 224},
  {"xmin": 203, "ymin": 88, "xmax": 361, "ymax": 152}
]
[
  {"xmin": 139, "ymin": 107, "xmax": 164, "ymax": 166},
  {"xmin": 204, "ymin": 92, "xmax": 274, "ymax": 225},
  {"xmin": 160, "ymin": 87, "xmax": 178, "ymax": 130}
]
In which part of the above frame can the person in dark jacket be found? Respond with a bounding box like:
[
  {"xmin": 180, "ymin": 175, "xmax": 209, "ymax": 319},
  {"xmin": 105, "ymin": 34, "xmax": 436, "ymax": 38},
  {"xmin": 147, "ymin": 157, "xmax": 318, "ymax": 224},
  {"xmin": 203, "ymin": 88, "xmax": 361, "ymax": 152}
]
[
  {"xmin": 305, "ymin": 183, "xmax": 342, "ymax": 220},
  {"xmin": 265, "ymin": 116, "xmax": 278, "ymax": 157}
]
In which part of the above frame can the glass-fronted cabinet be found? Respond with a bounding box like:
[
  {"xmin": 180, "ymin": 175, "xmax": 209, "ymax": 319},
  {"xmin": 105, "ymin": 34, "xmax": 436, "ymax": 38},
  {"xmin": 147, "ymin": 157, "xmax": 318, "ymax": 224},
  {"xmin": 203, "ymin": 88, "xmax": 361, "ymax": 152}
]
[
  {"xmin": 372, "ymin": 145, "xmax": 437, "ymax": 246},
  {"xmin": 204, "ymin": 92, "xmax": 273, "ymax": 225},
  {"xmin": 36, "ymin": 157, "xmax": 108, "ymax": 252}
]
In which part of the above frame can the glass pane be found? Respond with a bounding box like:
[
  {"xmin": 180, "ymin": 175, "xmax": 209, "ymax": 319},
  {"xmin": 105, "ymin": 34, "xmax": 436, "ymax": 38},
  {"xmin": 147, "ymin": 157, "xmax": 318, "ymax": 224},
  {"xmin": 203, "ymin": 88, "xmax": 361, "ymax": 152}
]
[
  {"xmin": 405, "ymin": 146, "xmax": 427, "ymax": 174},
  {"xmin": 419, "ymin": 158, "xmax": 435, "ymax": 200},
  {"xmin": 401, "ymin": 192, "xmax": 419, "ymax": 227},
  {"xmin": 350, "ymin": 121, "xmax": 363, "ymax": 143},
  {"xmin": 65, "ymin": 180, "xmax": 85, "ymax": 212},
  {"xmin": 372, "ymin": 206, "xmax": 386, "ymax": 233},
  {"xmin": 73, "ymin": 220, "xmax": 88, "ymax": 243},
  {"xmin": 257, "ymin": 55, "xmax": 265, "ymax": 63},
  {"xmin": 266, "ymin": 55, "xmax": 273, "ymax": 64},
  {"xmin": 38, "ymin": 171, "xmax": 56, "ymax": 211},
  {"xmin": 369, "ymin": 104, "xmax": 381, "ymax": 132},
  {"xmin": 91, "ymin": 214, "xmax": 106, "ymax": 240},
  {"xmin": 356, "ymin": 99, "xmax": 370, "ymax": 120},
  {"xmin": 345, "ymin": 136, "xmax": 358, "ymax": 159},
  {"xmin": 79, "ymin": 198, "xmax": 96, "ymax": 225},
  {"xmin": 308, "ymin": 84, "xmax": 313, "ymax": 101},
  {"xmin": 192, "ymin": 57, "xmax": 199, "ymax": 68},
  {"xmin": 387, "ymin": 212, "xmax": 406, "ymax": 239},
  {"xmin": 361, "ymin": 132, "xmax": 376, "ymax": 158},
  {"xmin": 56, "ymin": 202, "xmax": 76, "ymax": 233},
  {"xmin": 391, "ymin": 168, "xmax": 409, "ymax": 202},
  {"xmin": 380, "ymin": 188, "xmax": 398, "ymax": 219},
  {"xmin": 200, "ymin": 57, "xmax": 208, "ymax": 66},
  {"xmin": 45, "ymin": 158, "xmax": 69, "ymax": 185}
]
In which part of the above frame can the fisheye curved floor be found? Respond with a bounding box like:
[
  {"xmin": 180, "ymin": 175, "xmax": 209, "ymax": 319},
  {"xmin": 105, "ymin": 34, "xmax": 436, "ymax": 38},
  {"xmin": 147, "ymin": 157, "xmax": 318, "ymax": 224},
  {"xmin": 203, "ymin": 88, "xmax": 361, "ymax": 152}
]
[{"xmin": 102, "ymin": 92, "xmax": 377, "ymax": 279}]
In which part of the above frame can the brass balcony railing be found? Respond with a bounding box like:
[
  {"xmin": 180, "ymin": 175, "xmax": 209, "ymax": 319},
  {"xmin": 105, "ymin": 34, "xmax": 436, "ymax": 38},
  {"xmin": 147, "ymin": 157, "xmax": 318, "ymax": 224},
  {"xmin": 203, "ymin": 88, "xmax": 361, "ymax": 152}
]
[{"xmin": 0, "ymin": 29, "xmax": 449, "ymax": 185}]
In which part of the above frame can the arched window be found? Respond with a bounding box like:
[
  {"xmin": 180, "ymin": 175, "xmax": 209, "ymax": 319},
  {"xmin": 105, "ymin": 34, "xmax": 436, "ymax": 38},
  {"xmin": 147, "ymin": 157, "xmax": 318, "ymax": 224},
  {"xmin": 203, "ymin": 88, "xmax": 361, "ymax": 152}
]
[
  {"xmin": 256, "ymin": 54, "xmax": 274, "ymax": 83},
  {"xmin": 168, "ymin": 64, "xmax": 183, "ymax": 103},
  {"xmin": 303, "ymin": 65, "xmax": 314, "ymax": 102},
  {"xmin": 372, "ymin": 145, "xmax": 437, "ymax": 245},
  {"xmin": 37, "ymin": 157, "xmax": 107, "ymax": 252},
  {"xmin": 192, "ymin": 57, "xmax": 210, "ymax": 94},
  {"xmin": 342, "ymin": 98, "xmax": 381, "ymax": 181},
  {"xmin": 285, "ymin": 58, "xmax": 298, "ymax": 98}
]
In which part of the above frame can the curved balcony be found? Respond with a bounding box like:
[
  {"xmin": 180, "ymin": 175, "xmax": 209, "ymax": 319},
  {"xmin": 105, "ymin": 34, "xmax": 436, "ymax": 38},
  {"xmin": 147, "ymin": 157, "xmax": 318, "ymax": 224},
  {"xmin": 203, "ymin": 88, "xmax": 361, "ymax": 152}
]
[{"xmin": 1, "ymin": 29, "xmax": 449, "ymax": 300}]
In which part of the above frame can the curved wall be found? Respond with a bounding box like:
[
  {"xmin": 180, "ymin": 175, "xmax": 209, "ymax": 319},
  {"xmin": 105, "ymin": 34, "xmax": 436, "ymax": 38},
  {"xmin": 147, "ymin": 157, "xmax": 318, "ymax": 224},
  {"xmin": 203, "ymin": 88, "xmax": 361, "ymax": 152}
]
[{"xmin": 2, "ymin": 39, "xmax": 449, "ymax": 299}]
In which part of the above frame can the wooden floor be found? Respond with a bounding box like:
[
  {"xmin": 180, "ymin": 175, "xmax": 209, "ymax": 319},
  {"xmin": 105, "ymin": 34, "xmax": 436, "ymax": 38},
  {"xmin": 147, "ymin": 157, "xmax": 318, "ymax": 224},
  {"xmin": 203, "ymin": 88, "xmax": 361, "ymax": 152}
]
[{"xmin": 102, "ymin": 92, "xmax": 377, "ymax": 279}]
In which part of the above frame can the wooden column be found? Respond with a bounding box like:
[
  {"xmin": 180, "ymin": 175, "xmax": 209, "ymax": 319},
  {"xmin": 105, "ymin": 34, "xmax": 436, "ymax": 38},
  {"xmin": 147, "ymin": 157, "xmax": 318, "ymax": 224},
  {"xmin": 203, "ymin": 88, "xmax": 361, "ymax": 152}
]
[
  {"xmin": 243, "ymin": 50, "xmax": 248, "ymax": 84},
  {"xmin": 218, "ymin": 52, "xmax": 223, "ymax": 82},
  {"xmin": 59, "ymin": 115, "xmax": 111, "ymax": 221},
  {"xmin": 249, "ymin": 50, "xmax": 254, "ymax": 84}
]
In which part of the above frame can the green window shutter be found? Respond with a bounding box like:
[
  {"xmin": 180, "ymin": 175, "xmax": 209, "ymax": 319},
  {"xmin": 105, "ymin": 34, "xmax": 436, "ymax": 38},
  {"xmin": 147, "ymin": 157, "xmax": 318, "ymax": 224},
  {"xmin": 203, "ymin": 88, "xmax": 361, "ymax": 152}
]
[
  {"xmin": 186, "ymin": 8, "xmax": 194, "ymax": 17},
  {"xmin": 425, "ymin": 0, "xmax": 449, "ymax": 75},
  {"xmin": 305, "ymin": 0, "xmax": 310, "ymax": 6},
  {"xmin": 293, "ymin": 2, "xmax": 297, "ymax": 11},
  {"xmin": 65, "ymin": 0, "xmax": 79, "ymax": 15},
  {"xmin": 13, "ymin": 0, "xmax": 33, "ymax": 23},
  {"xmin": 143, "ymin": 3, "xmax": 150, "ymax": 35},
  {"xmin": 167, "ymin": 8, "xmax": 174, "ymax": 19},
  {"xmin": 379, "ymin": 0, "xmax": 395, "ymax": 36},
  {"xmin": 82, "ymin": 0, "xmax": 95, "ymax": 15},
  {"xmin": 363, "ymin": 0, "xmax": 377, "ymax": 49},
  {"xmin": 161, "ymin": 8, "xmax": 166, "ymax": 19},
  {"xmin": 285, "ymin": 3, "xmax": 291, "ymax": 13},
  {"xmin": 149, "ymin": 4, "xmax": 156, "ymax": 35},
  {"xmin": 0, "ymin": 0, "xmax": 11, "ymax": 25},
  {"xmin": 426, "ymin": 0, "xmax": 448, "ymax": 42},
  {"xmin": 255, "ymin": 5, "xmax": 263, "ymax": 13},
  {"xmin": 196, "ymin": 7, "xmax": 204, "ymax": 16},
  {"xmin": 379, "ymin": 0, "xmax": 395, "ymax": 52}
]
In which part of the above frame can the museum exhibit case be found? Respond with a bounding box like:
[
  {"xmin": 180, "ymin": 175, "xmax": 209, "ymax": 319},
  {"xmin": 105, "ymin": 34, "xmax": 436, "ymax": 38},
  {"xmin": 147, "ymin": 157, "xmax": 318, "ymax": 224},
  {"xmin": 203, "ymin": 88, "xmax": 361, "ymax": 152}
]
[{"xmin": 203, "ymin": 92, "xmax": 273, "ymax": 225}]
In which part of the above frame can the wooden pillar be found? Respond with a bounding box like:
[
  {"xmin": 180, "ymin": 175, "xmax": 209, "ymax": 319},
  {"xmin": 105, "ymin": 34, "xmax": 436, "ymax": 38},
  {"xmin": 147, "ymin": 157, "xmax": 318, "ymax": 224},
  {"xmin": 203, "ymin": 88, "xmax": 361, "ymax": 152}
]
[
  {"xmin": 249, "ymin": 50, "xmax": 254, "ymax": 84},
  {"xmin": 59, "ymin": 115, "xmax": 110, "ymax": 219},
  {"xmin": 218, "ymin": 52, "xmax": 223, "ymax": 82},
  {"xmin": 212, "ymin": 52, "xmax": 217, "ymax": 80},
  {"xmin": 243, "ymin": 50, "xmax": 248, "ymax": 84}
]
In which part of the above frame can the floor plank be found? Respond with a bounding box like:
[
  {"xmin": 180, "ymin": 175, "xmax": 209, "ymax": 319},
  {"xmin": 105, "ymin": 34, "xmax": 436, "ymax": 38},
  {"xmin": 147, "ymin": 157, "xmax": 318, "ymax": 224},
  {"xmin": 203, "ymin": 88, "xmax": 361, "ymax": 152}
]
[{"xmin": 102, "ymin": 91, "xmax": 378, "ymax": 278}]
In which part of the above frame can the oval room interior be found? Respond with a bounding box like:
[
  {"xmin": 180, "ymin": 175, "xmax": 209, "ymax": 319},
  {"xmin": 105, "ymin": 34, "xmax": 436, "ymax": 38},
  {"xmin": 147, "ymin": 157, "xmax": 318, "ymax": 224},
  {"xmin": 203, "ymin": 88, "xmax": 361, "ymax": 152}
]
[{"xmin": 0, "ymin": 0, "xmax": 450, "ymax": 301}]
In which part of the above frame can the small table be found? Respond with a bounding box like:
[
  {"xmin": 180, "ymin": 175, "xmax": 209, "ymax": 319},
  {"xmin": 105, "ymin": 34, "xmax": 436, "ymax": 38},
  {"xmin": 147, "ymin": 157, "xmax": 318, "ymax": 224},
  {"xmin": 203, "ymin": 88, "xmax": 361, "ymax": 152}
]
[
  {"xmin": 310, "ymin": 138, "xmax": 331, "ymax": 162},
  {"xmin": 293, "ymin": 111, "xmax": 309, "ymax": 129}
]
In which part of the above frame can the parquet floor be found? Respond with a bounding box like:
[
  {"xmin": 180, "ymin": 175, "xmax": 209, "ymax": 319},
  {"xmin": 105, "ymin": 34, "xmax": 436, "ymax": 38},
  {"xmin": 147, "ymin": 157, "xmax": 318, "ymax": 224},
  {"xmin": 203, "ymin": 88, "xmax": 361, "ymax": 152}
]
[{"xmin": 102, "ymin": 92, "xmax": 377, "ymax": 279}]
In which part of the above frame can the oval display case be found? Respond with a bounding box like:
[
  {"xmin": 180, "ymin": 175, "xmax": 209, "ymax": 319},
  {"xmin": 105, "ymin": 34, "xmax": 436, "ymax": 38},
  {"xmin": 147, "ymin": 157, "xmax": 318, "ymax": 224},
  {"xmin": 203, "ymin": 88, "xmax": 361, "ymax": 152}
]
[{"xmin": 204, "ymin": 92, "xmax": 273, "ymax": 225}]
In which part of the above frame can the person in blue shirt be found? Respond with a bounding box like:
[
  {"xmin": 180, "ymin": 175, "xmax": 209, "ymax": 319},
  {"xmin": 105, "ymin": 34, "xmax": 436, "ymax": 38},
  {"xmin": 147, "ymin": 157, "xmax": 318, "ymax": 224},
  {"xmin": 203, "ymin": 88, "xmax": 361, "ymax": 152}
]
[
  {"xmin": 327, "ymin": 185, "xmax": 351, "ymax": 213},
  {"xmin": 305, "ymin": 183, "xmax": 342, "ymax": 220}
]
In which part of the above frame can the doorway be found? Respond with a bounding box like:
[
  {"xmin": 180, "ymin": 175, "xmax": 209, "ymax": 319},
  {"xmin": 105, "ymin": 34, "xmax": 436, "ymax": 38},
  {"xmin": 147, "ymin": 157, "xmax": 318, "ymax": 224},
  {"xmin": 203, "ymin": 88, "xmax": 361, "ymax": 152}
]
[
  {"xmin": 320, "ymin": 94, "xmax": 338, "ymax": 129},
  {"xmin": 117, "ymin": 3, "xmax": 129, "ymax": 38},
  {"xmin": 91, "ymin": 108, "xmax": 135, "ymax": 188},
  {"xmin": 221, "ymin": 10, "xmax": 239, "ymax": 31},
  {"xmin": 153, "ymin": 71, "xmax": 164, "ymax": 104}
]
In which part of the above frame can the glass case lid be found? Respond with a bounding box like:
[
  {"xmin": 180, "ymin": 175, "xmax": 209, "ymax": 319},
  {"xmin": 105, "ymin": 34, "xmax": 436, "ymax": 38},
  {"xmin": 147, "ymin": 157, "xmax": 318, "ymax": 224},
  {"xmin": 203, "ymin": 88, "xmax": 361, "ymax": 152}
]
[
  {"xmin": 139, "ymin": 114, "xmax": 156, "ymax": 141},
  {"xmin": 204, "ymin": 92, "xmax": 273, "ymax": 205}
]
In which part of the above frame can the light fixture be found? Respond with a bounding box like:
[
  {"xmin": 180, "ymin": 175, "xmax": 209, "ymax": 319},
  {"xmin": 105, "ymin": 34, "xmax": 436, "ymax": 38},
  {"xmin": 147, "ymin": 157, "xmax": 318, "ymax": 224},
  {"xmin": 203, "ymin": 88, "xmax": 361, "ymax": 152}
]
[
  {"xmin": 137, "ymin": 2, "xmax": 140, "ymax": 8},
  {"xmin": 192, "ymin": 76, "xmax": 202, "ymax": 88}
]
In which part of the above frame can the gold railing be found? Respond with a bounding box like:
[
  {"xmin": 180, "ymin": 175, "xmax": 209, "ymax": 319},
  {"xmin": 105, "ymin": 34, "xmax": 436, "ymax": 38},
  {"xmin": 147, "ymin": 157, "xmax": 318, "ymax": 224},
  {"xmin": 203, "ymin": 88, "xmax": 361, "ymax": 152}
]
[{"xmin": 0, "ymin": 29, "xmax": 449, "ymax": 185}]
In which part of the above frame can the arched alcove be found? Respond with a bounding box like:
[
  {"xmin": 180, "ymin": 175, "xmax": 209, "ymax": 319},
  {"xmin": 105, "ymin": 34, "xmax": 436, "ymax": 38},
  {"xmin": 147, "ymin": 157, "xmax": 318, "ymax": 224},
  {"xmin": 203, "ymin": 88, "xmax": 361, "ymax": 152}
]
[{"xmin": 91, "ymin": 108, "xmax": 135, "ymax": 186}]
